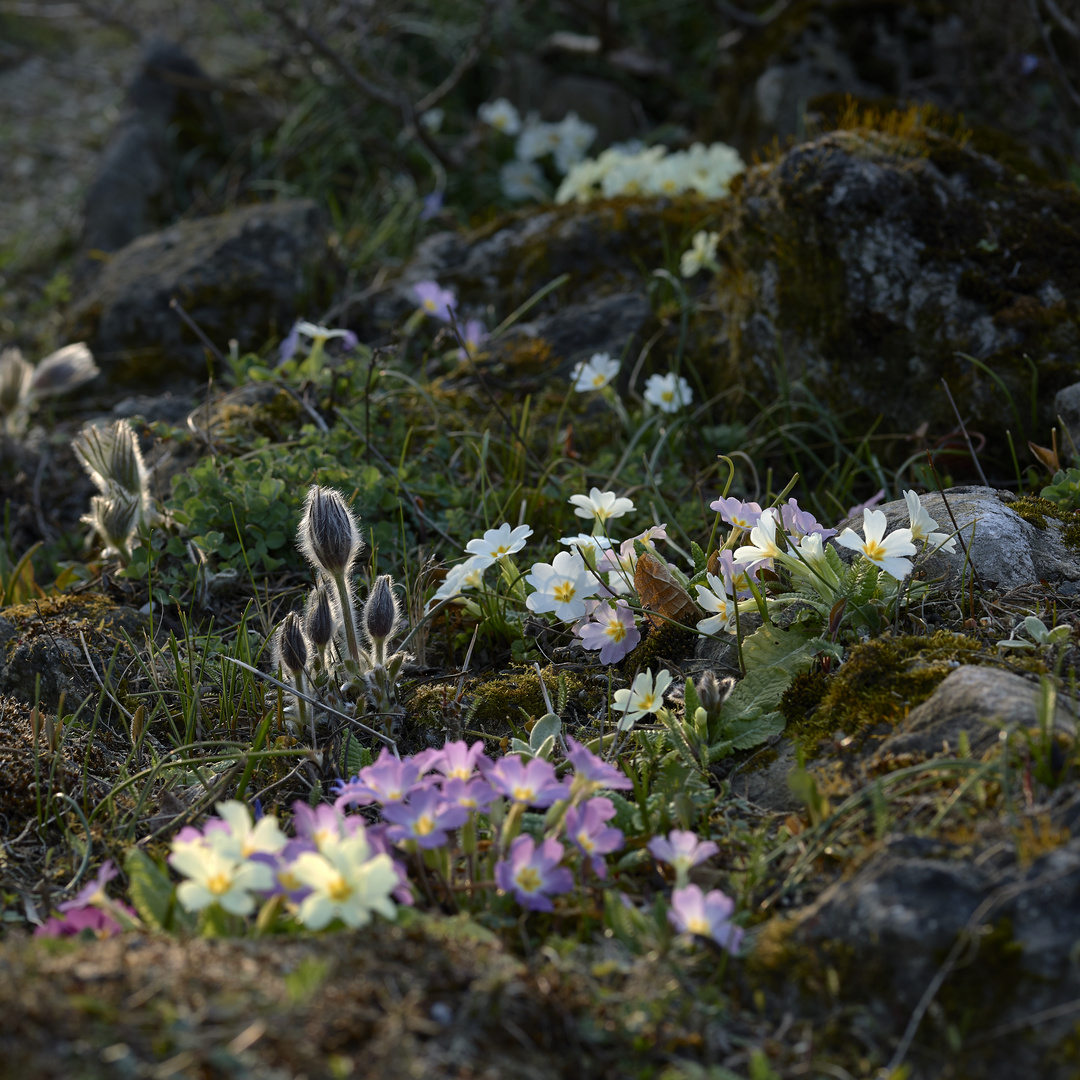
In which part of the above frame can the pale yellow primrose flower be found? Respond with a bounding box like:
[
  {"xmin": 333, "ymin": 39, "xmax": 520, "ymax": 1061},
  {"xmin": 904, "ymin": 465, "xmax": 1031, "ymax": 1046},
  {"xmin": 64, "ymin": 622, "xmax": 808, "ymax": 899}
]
[
  {"xmin": 733, "ymin": 506, "xmax": 785, "ymax": 564},
  {"xmin": 613, "ymin": 668, "xmax": 673, "ymax": 730},
  {"xmin": 903, "ymin": 490, "xmax": 957, "ymax": 554},
  {"xmin": 569, "ymin": 487, "xmax": 635, "ymax": 525},
  {"xmin": 205, "ymin": 800, "xmax": 288, "ymax": 861},
  {"xmin": 680, "ymin": 230, "xmax": 720, "ymax": 278},
  {"xmin": 171, "ymin": 845, "xmax": 273, "ymax": 916},
  {"xmin": 695, "ymin": 573, "xmax": 738, "ymax": 635},
  {"xmin": 291, "ymin": 833, "xmax": 398, "ymax": 930},
  {"xmin": 478, "ymin": 97, "xmax": 522, "ymax": 135},
  {"xmin": 836, "ymin": 508, "xmax": 916, "ymax": 580}
]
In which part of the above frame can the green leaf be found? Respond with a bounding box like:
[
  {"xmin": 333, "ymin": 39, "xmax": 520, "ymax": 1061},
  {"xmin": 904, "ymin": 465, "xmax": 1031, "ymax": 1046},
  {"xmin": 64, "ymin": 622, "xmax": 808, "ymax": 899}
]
[
  {"xmin": 728, "ymin": 710, "xmax": 786, "ymax": 750},
  {"xmin": 740, "ymin": 625, "xmax": 819, "ymax": 674},
  {"xmin": 690, "ymin": 541, "xmax": 707, "ymax": 574},
  {"xmin": 124, "ymin": 848, "xmax": 192, "ymax": 933},
  {"xmin": 530, "ymin": 712, "xmax": 562, "ymax": 751}
]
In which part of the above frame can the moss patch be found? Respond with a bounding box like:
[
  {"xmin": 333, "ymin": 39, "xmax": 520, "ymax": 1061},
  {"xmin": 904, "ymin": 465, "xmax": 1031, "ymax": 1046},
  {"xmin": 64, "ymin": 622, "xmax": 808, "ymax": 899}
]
[
  {"xmin": 1007, "ymin": 495, "xmax": 1080, "ymax": 550},
  {"xmin": 783, "ymin": 631, "xmax": 984, "ymax": 759}
]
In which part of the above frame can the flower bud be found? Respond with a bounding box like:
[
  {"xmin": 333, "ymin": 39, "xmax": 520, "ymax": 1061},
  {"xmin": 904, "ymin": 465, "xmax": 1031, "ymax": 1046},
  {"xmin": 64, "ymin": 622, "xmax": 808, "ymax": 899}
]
[
  {"xmin": 278, "ymin": 611, "xmax": 308, "ymax": 675},
  {"xmin": 82, "ymin": 489, "xmax": 141, "ymax": 561},
  {"xmin": 0, "ymin": 348, "xmax": 30, "ymax": 418},
  {"xmin": 27, "ymin": 342, "xmax": 98, "ymax": 400},
  {"xmin": 364, "ymin": 574, "xmax": 399, "ymax": 647},
  {"xmin": 305, "ymin": 582, "xmax": 334, "ymax": 650},
  {"xmin": 697, "ymin": 670, "xmax": 731, "ymax": 717},
  {"xmin": 298, "ymin": 486, "xmax": 360, "ymax": 577}
]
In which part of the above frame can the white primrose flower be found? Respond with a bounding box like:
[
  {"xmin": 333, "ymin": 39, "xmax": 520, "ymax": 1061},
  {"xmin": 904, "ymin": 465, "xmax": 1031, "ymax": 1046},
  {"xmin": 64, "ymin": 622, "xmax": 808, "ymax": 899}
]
[
  {"xmin": 569, "ymin": 487, "xmax": 635, "ymax": 526},
  {"xmin": 733, "ymin": 506, "xmax": 785, "ymax": 564},
  {"xmin": 525, "ymin": 550, "xmax": 600, "ymax": 621},
  {"xmin": 613, "ymin": 668, "xmax": 673, "ymax": 730},
  {"xmin": 836, "ymin": 508, "xmax": 917, "ymax": 580},
  {"xmin": 552, "ymin": 112, "xmax": 597, "ymax": 174},
  {"xmin": 291, "ymin": 833, "xmax": 398, "ymax": 930},
  {"xmin": 499, "ymin": 160, "xmax": 547, "ymax": 201},
  {"xmin": 559, "ymin": 532, "xmax": 614, "ymax": 564},
  {"xmin": 420, "ymin": 107, "xmax": 444, "ymax": 132},
  {"xmin": 680, "ymin": 230, "xmax": 720, "ymax": 278},
  {"xmin": 464, "ymin": 523, "xmax": 533, "ymax": 569},
  {"xmin": 516, "ymin": 114, "xmax": 562, "ymax": 161},
  {"xmin": 789, "ymin": 532, "xmax": 841, "ymax": 593},
  {"xmin": 903, "ymin": 490, "xmax": 957, "ymax": 554},
  {"xmin": 170, "ymin": 844, "xmax": 273, "ymax": 917},
  {"xmin": 428, "ymin": 557, "xmax": 486, "ymax": 609},
  {"xmin": 643, "ymin": 371, "xmax": 693, "ymax": 413},
  {"xmin": 478, "ymin": 97, "xmax": 522, "ymax": 135},
  {"xmin": 695, "ymin": 572, "xmax": 738, "ymax": 635},
  {"xmin": 571, "ymin": 352, "xmax": 620, "ymax": 392}
]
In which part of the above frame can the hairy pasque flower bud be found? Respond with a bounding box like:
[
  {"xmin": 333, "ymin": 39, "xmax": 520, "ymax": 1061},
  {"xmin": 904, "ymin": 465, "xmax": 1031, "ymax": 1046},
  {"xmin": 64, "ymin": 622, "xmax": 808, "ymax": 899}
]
[
  {"xmin": 305, "ymin": 582, "xmax": 334, "ymax": 650},
  {"xmin": 298, "ymin": 486, "xmax": 361, "ymax": 577},
  {"xmin": 697, "ymin": 670, "xmax": 731, "ymax": 717},
  {"xmin": 364, "ymin": 574, "xmax": 399, "ymax": 647},
  {"xmin": 278, "ymin": 611, "xmax": 308, "ymax": 675}
]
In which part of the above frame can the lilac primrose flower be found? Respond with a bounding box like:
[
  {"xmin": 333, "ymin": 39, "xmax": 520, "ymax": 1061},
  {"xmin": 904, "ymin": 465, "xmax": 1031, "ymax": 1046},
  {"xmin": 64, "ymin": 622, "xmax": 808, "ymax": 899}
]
[
  {"xmin": 333, "ymin": 748, "xmax": 430, "ymax": 809},
  {"xmin": 383, "ymin": 787, "xmax": 468, "ymax": 848},
  {"xmin": 35, "ymin": 903, "xmax": 136, "ymax": 939},
  {"xmin": 251, "ymin": 839, "xmax": 316, "ymax": 904},
  {"xmin": 495, "ymin": 835, "xmax": 574, "ymax": 912},
  {"xmin": 457, "ymin": 319, "xmax": 488, "ymax": 360},
  {"xmin": 431, "ymin": 739, "xmax": 487, "ymax": 782},
  {"xmin": 58, "ymin": 860, "xmax": 119, "ymax": 912},
  {"xmin": 565, "ymin": 797, "xmax": 624, "ymax": 877},
  {"xmin": 420, "ymin": 190, "xmax": 444, "ymax": 220},
  {"xmin": 710, "ymin": 496, "xmax": 762, "ymax": 531},
  {"xmin": 484, "ymin": 755, "xmax": 567, "ymax": 807},
  {"xmin": 413, "ymin": 280, "xmax": 457, "ymax": 322},
  {"xmin": 781, "ymin": 498, "xmax": 836, "ymax": 541},
  {"xmin": 846, "ymin": 488, "xmax": 885, "ymax": 518},
  {"xmin": 565, "ymin": 736, "xmax": 633, "ymax": 792},
  {"xmin": 575, "ymin": 599, "xmax": 641, "ymax": 664},
  {"xmin": 647, "ymin": 829, "xmax": 719, "ymax": 884},
  {"xmin": 668, "ymin": 884, "xmax": 743, "ymax": 953},
  {"xmin": 292, "ymin": 802, "xmax": 364, "ymax": 851},
  {"xmin": 440, "ymin": 776, "xmax": 496, "ymax": 810}
]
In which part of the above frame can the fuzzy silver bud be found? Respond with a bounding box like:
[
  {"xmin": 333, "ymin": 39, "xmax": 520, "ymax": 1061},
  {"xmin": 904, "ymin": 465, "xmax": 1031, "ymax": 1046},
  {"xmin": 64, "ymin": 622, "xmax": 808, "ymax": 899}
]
[
  {"xmin": 364, "ymin": 574, "xmax": 399, "ymax": 646},
  {"xmin": 305, "ymin": 582, "xmax": 334, "ymax": 649},
  {"xmin": 0, "ymin": 348, "xmax": 29, "ymax": 419},
  {"xmin": 697, "ymin": 670, "xmax": 731, "ymax": 717},
  {"xmin": 27, "ymin": 342, "xmax": 98, "ymax": 400},
  {"xmin": 298, "ymin": 486, "xmax": 361, "ymax": 577},
  {"xmin": 278, "ymin": 611, "xmax": 309, "ymax": 675}
]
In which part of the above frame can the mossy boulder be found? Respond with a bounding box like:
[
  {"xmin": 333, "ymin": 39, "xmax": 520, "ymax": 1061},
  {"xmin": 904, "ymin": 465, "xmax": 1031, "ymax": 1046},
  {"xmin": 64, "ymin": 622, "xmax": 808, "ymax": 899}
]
[{"xmin": 66, "ymin": 200, "xmax": 327, "ymax": 385}]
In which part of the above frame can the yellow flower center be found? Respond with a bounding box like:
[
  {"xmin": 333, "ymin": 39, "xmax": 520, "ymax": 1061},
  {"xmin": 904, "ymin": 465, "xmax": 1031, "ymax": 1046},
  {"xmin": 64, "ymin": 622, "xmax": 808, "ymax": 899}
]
[
  {"xmin": 591, "ymin": 374, "xmax": 605, "ymax": 387},
  {"xmin": 515, "ymin": 867, "xmax": 542, "ymax": 893},
  {"xmin": 638, "ymin": 692, "xmax": 658, "ymax": 712},
  {"xmin": 553, "ymin": 581, "xmax": 577, "ymax": 604},
  {"xmin": 206, "ymin": 872, "xmax": 232, "ymax": 896},
  {"xmin": 605, "ymin": 622, "xmax": 627, "ymax": 644},
  {"xmin": 685, "ymin": 915, "xmax": 710, "ymax": 936},
  {"xmin": 422, "ymin": 299, "xmax": 437, "ymax": 312},
  {"xmin": 511, "ymin": 785, "xmax": 535, "ymax": 803},
  {"xmin": 327, "ymin": 874, "xmax": 353, "ymax": 902},
  {"xmin": 495, "ymin": 544, "xmax": 511, "ymax": 555},
  {"xmin": 863, "ymin": 539, "xmax": 888, "ymax": 561},
  {"xmin": 577, "ymin": 831, "xmax": 596, "ymax": 853},
  {"xmin": 314, "ymin": 828, "xmax": 334, "ymax": 849},
  {"xmin": 278, "ymin": 869, "xmax": 301, "ymax": 891},
  {"xmin": 414, "ymin": 815, "xmax": 437, "ymax": 836}
]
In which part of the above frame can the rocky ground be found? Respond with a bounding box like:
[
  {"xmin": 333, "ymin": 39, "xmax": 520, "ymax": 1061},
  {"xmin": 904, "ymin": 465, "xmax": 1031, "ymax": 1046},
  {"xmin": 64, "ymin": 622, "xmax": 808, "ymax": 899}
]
[{"xmin": 3, "ymin": 3, "xmax": 1080, "ymax": 1079}]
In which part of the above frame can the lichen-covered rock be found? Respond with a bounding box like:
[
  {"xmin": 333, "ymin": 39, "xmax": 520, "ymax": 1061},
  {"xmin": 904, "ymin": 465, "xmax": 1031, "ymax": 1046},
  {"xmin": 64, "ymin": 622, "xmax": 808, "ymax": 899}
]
[
  {"xmin": 835, "ymin": 486, "xmax": 1080, "ymax": 591},
  {"xmin": 878, "ymin": 664, "xmax": 1077, "ymax": 760},
  {"xmin": 67, "ymin": 200, "xmax": 326, "ymax": 384},
  {"xmin": 712, "ymin": 129, "xmax": 1080, "ymax": 446}
]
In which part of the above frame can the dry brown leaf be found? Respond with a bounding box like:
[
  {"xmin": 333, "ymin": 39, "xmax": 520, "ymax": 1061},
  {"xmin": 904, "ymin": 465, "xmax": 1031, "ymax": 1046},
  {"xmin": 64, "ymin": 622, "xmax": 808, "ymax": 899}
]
[{"xmin": 634, "ymin": 551, "xmax": 700, "ymax": 628}]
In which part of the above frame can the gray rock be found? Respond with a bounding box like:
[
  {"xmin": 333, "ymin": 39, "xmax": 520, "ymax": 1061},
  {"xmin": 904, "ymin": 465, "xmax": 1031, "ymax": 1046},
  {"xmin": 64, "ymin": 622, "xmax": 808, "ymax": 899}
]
[
  {"xmin": 67, "ymin": 200, "xmax": 326, "ymax": 384},
  {"xmin": 1054, "ymin": 381, "xmax": 1080, "ymax": 450},
  {"xmin": 834, "ymin": 486, "xmax": 1080, "ymax": 591},
  {"xmin": 878, "ymin": 664, "xmax": 1078, "ymax": 760},
  {"xmin": 81, "ymin": 41, "xmax": 218, "ymax": 262}
]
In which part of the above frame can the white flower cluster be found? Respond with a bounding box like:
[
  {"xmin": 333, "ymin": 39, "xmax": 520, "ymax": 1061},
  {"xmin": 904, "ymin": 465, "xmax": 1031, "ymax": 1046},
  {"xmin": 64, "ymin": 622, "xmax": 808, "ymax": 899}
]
[
  {"xmin": 478, "ymin": 98, "xmax": 598, "ymax": 201},
  {"xmin": 555, "ymin": 141, "xmax": 745, "ymax": 204}
]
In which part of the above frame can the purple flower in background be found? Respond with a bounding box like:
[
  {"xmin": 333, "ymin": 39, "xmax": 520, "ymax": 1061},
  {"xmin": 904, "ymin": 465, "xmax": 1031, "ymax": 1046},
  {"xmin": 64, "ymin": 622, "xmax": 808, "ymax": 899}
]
[
  {"xmin": 58, "ymin": 860, "xmax": 119, "ymax": 912},
  {"xmin": 457, "ymin": 319, "xmax": 488, "ymax": 360},
  {"xmin": 575, "ymin": 600, "xmax": 640, "ymax": 664},
  {"xmin": 565, "ymin": 797, "xmax": 624, "ymax": 877},
  {"xmin": 333, "ymin": 748, "xmax": 430, "ymax": 809},
  {"xmin": 710, "ymin": 496, "xmax": 762, "ymax": 531},
  {"xmin": 413, "ymin": 280, "xmax": 457, "ymax": 322},
  {"xmin": 781, "ymin": 498, "xmax": 836, "ymax": 541},
  {"xmin": 431, "ymin": 739, "xmax": 486, "ymax": 782},
  {"xmin": 440, "ymin": 776, "xmax": 496, "ymax": 811},
  {"xmin": 846, "ymin": 488, "xmax": 886, "ymax": 518},
  {"xmin": 292, "ymin": 802, "xmax": 363, "ymax": 850},
  {"xmin": 382, "ymin": 787, "xmax": 468, "ymax": 848},
  {"xmin": 495, "ymin": 835, "xmax": 574, "ymax": 912},
  {"xmin": 35, "ymin": 903, "xmax": 136, "ymax": 939},
  {"xmin": 252, "ymin": 839, "xmax": 315, "ymax": 903},
  {"xmin": 668, "ymin": 884, "xmax": 743, "ymax": 953},
  {"xmin": 484, "ymin": 755, "xmax": 567, "ymax": 808},
  {"xmin": 647, "ymin": 830, "xmax": 719, "ymax": 882},
  {"xmin": 279, "ymin": 321, "xmax": 301, "ymax": 364},
  {"xmin": 565, "ymin": 737, "xmax": 633, "ymax": 792},
  {"xmin": 1019, "ymin": 53, "xmax": 1040, "ymax": 76},
  {"xmin": 420, "ymin": 190, "xmax": 444, "ymax": 220}
]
